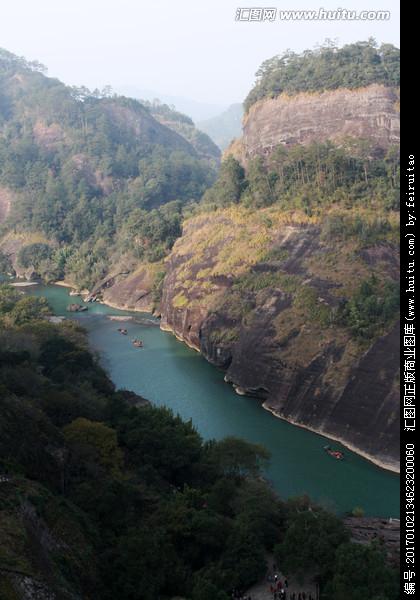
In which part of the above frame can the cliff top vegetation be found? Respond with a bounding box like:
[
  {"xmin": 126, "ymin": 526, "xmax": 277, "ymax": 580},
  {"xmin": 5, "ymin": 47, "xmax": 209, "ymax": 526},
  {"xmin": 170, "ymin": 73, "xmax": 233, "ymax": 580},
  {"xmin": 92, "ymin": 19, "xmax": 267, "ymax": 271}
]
[{"xmin": 244, "ymin": 39, "xmax": 400, "ymax": 112}]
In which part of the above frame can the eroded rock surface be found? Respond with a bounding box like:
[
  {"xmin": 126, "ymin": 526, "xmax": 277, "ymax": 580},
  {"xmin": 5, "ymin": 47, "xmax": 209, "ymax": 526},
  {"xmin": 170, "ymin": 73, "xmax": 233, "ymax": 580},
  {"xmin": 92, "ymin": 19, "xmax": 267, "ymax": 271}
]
[
  {"xmin": 159, "ymin": 209, "xmax": 400, "ymax": 471},
  {"xmin": 229, "ymin": 85, "xmax": 399, "ymax": 163}
]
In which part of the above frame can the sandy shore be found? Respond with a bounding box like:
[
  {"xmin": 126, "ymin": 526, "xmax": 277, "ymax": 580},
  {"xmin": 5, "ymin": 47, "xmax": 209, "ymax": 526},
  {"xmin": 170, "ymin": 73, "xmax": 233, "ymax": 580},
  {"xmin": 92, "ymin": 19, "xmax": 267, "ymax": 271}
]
[
  {"xmin": 11, "ymin": 281, "xmax": 39, "ymax": 287},
  {"xmin": 263, "ymin": 401, "xmax": 400, "ymax": 475},
  {"xmin": 53, "ymin": 280, "xmax": 76, "ymax": 289},
  {"xmin": 107, "ymin": 315, "xmax": 135, "ymax": 321}
]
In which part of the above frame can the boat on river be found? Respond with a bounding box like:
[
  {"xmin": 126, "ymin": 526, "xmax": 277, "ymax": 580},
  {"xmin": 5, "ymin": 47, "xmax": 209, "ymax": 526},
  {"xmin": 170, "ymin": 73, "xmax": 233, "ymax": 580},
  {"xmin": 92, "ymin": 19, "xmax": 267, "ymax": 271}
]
[
  {"xmin": 324, "ymin": 445, "xmax": 344, "ymax": 460},
  {"xmin": 117, "ymin": 328, "xmax": 128, "ymax": 335},
  {"xmin": 132, "ymin": 338, "xmax": 143, "ymax": 348}
]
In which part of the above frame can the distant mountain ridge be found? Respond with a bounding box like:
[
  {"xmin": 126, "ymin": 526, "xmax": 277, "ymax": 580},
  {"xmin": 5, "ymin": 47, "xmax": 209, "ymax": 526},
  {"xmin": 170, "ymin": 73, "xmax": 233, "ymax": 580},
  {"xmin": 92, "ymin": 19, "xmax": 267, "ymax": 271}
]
[
  {"xmin": 144, "ymin": 99, "xmax": 220, "ymax": 164},
  {"xmin": 198, "ymin": 103, "xmax": 243, "ymax": 151},
  {"xmin": 116, "ymin": 84, "xmax": 227, "ymax": 121}
]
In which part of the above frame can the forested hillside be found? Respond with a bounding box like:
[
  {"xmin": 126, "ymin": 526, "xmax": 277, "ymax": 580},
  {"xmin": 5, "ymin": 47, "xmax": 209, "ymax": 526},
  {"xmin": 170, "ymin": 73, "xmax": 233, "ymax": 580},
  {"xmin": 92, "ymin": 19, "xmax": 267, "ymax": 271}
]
[
  {"xmin": 145, "ymin": 99, "xmax": 221, "ymax": 163},
  {"xmin": 0, "ymin": 49, "xmax": 217, "ymax": 287}
]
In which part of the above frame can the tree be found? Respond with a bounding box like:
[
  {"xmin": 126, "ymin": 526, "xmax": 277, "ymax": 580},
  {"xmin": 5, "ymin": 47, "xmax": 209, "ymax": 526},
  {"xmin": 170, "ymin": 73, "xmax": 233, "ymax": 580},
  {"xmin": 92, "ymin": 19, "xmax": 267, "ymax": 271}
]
[
  {"xmin": 0, "ymin": 284, "xmax": 20, "ymax": 314},
  {"xmin": 108, "ymin": 527, "xmax": 177, "ymax": 600},
  {"xmin": 203, "ymin": 156, "xmax": 245, "ymax": 206},
  {"xmin": 244, "ymin": 41, "xmax": 400, "ymax": 112},
  {"xmin": 274, "ymin": 507, "xmax": 349, "ymax": 581},
  {"xmin": 0, "ymin": 251, "xmax": 14, "ymax": 276},
  {"xmin": 208, "ymin": 436, "xmax": 270, "ymax": 479},
  {"xmin": 63, "ymin": 417, "xmax": 123, "ymax": 478},
  {"xmin": 17, "ymin": 243, "xmax": 61, "ymax": 281},
  {"xmin": 6, "ymin": 296, "xmax": 50, "ymax": 325},
  {"xmin": 324, "ymin": 542, "xmax": 399, "ymax": 600},
  {"xmin": 220, "ymin": 528, "xmax": 267, "ymax": 588},
  {"xmin": 192, "ymin": 580, "xmax": 230, "ymax": 600}
]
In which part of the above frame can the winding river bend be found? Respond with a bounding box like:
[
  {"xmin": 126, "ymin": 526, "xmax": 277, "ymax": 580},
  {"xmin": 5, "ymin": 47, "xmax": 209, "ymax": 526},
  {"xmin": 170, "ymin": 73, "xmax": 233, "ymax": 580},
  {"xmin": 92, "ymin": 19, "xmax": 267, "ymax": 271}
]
[{"xmin": 28, "ymin": 284, "xmax": 400, "ymax": 517}]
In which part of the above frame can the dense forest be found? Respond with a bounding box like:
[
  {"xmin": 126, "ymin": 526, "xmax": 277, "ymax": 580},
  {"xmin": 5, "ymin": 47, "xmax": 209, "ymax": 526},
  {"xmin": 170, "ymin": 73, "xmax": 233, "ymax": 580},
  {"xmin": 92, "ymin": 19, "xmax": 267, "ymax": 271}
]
[
  {"xmin": 0, "ymin": 48, "xmax": 218, "ymax": 286},
  {"xmin": 0, "ymin": 284, "xmax": 399, "ymax": 599},
  {"xmin": 200, "ymin": 137, "xmax": 400, "ymax": 269},
  {"xmin": 244, "ymin": 40, "xmax": 400, "ymax": 112}
]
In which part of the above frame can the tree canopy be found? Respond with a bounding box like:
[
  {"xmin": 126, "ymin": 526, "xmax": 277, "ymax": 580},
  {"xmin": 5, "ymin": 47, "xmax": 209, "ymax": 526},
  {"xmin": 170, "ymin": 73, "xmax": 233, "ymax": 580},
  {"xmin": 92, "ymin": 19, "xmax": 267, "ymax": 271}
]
[{"xmin": 244, "ymin": 40, "xmax": 400, "ymax": 112}]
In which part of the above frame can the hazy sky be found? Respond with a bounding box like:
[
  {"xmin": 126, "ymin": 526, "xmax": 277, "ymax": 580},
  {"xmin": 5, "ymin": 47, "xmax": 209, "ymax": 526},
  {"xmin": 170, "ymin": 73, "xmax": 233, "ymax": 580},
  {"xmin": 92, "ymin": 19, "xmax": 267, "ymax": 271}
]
[{"xmin": 1, "ymin": 0, "xmax": 400, "ymax": 106}]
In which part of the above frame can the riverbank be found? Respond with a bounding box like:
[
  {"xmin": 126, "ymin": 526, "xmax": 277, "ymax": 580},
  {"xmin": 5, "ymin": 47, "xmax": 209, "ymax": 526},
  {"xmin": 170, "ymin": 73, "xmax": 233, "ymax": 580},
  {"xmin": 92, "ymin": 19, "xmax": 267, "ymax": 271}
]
[
  {"xmin": 50, "ymin": 281, "xmax": 399, "ymax": 475},
  {"xmin": 53, "ymin": 280, "xmax": 74, "ymax": 288},
  {"xmin": 10, "ymin": 281, "xmax": 39, "ymax": 287},
  {"xmin": 263, "ymin": 402, "xmax": 400, "ymax": 475},
  {"xmin": 160, "ymin": 321, "xmax": 201, "ymax": 353},
  {"xmin": 158, "ymin": 316, "xmax": 400, "ymax": 475}
]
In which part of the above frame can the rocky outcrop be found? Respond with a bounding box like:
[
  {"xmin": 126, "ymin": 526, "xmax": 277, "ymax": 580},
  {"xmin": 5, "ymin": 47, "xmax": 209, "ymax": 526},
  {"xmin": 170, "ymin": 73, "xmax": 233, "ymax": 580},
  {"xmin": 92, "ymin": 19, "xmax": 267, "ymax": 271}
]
[
  {"xmin": 344, "ymin": 516, "xmax": 400, "ymax": 565},
  {"xmin": 159, "ymin": 208, "xmax": 400, "ymax": 472},
  {"xmin": 228, "ymin": 84, "xmax": 400, "ymax": 163},
  {"xmin": 90, "ymin": 265, "xmax": 160, "ymax": 312},
  {"xmin": 66, "ymin": 303, "xmax": 88, "ymax": 312}
]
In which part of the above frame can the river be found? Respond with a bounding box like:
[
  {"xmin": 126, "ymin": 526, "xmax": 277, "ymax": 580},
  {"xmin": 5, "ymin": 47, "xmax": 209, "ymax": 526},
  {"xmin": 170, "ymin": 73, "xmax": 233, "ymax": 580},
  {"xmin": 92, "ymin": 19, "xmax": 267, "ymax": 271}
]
[{"xmin": 27, "ymin": 284, "xmax": 400, "ymax": 517}]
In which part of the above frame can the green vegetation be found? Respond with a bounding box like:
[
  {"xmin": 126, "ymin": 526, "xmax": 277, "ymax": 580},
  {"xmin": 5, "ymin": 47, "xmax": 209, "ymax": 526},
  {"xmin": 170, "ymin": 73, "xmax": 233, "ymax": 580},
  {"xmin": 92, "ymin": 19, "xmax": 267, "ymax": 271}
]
[
  {"xmin": 275, "ymin": 500, "xmax": 398, "ymax": 599},
  {"xmin": 0, "ymin": 48, "xmax": 217, "ymax": 286},
  {"xmin": 116, "ymin": 200, "xmax": 183, "ymax": 262},
  {"xmin": 244, "ymin": 40, "xmax": 400, "ymax": 112},
  {"xmin": 204, "ymin": 141, "xmax": 400, "ymax": 215},
  {"xmin": 233, "ymin": 270, "xmax": 300, "ymax": 294},
  {"xmin": 321, "ymin": 212, "xmax": 396, "ymax": 245},
  {"xmin": 0, "ymin": 284, "xmax": 399, "ymax": 598},
  {"xmin": 324, "ymin": 542, "xmax": 399, "ymax": 600},
  {"xmin": 202, "ymin": 156, "xmax": 246, "ymax": 207},
  {"xmin": 0, "ymin": 250, "xmax": 13, "ymax": 275},
  {"xmin": 338, "ymin": 276, "xmax": 400, "ymax": 339},
  {"xmin": 293, "ymin": 285, "xmax": 333, "ymax": 327},
  {"xmin": 145, "ymin": 99, "xmax": 221, "ymax": 164}
]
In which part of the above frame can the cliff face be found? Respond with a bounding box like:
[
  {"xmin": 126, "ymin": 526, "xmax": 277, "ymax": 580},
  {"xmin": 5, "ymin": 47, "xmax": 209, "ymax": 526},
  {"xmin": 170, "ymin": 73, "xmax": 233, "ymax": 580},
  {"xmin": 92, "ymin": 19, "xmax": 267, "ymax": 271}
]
[
  {"xmin": 160, "ymin": 208, "xmax": 400, "ymax": 471},
  {"xmin": 229, "ymin": 84, "xmax": 399, "ymax": 162}
]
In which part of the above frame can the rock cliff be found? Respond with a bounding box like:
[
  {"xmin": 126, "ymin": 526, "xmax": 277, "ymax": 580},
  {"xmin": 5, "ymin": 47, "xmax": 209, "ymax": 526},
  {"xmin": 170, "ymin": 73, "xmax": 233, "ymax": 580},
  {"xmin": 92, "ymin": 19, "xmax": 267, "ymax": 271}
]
[
  {"xmin": 160, "ymin": 207, "xmax": 400, "ymax": 471},
  {"xmin": 228, "ymin": 84, "xmax": 399, "ymax": 163},
  {"xmin": 89, "ymin": 264, "xmax": 161, "ymax": 312}
]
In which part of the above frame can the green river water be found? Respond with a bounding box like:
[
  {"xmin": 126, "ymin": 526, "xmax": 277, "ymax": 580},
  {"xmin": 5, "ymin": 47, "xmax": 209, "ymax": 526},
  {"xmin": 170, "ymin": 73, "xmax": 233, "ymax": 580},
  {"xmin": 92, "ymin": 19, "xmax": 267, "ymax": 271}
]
[{"xmin": 27, "ymin": 284, "xmax": 400, "ymax": 517}]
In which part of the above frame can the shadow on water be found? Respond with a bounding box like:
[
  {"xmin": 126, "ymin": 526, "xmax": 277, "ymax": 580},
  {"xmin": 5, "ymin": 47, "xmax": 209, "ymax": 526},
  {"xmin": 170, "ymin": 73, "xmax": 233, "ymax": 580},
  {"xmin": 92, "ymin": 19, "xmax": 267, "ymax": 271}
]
[{"xmin": 28, "ymin": 284, "xmax": 400, "ymax": 517}]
